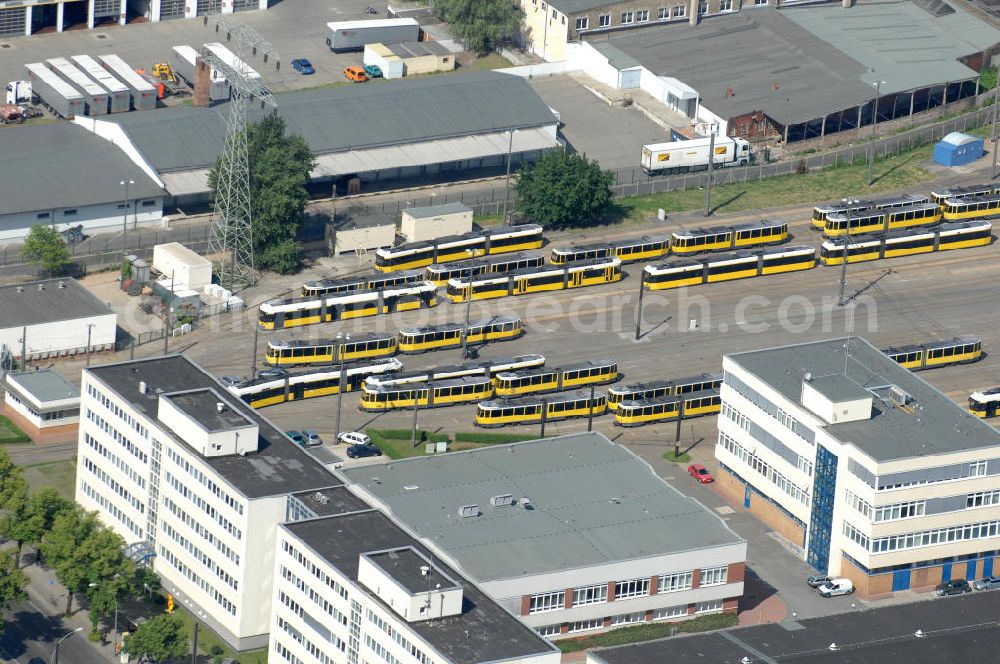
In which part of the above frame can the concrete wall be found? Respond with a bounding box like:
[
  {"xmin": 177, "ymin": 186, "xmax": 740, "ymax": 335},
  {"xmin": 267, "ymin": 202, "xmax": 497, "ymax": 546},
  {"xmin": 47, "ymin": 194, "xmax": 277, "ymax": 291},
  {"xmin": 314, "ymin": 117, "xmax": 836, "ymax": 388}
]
[
  {"xmin": 403, "ymin": 52, "xmax": 455, "ymax": 76},
  {"xmin": 0, "ymin": 198, "xmax": 165, "ymax": 241},
  {"xmin": 0, "ymin": 313, "xmax": 117, "ymax": 359},
  {"xmin": 333, "ymin": 224, "xmax": 396, "ymax": 255}
]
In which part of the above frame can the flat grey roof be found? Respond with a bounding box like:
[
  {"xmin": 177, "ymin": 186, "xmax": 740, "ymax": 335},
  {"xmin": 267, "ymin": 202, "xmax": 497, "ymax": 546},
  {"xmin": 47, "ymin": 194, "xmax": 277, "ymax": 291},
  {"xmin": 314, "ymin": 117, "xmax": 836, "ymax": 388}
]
[
  {"xmin": 364, "ymin": 547, "xmax": 460, "ymax": 595},
  {"xmin": 87, "ymin": 356, "xmax": 334, "ymax": 499},
  {"xmin": 342, "ymin": 433, "xmax": 743, "ymax": 582},
  {"xmin": 0, "ymin": 123, "xmax": 164, "ymax": 216},
  {"xmin": 405, "ymin": 202, "xmax": 472, "ymax": 219},
  {"xmin": 589, "ymin": 41, "xmax": 641, "ymax": 70},
  {"xmin": 5, "ymin": 370, "xmax": 79, "ymax": 403},
  {"xmin": 609, "ymin": 3, "xmax": 991, "ymax": 126},
  {"xmin": 807, "ymin": 373, "xmax": 871, "ymax": 403},
  {"xmin": 0, "ymin": 279, "xmax": 114, "ymax": 329},
  {"xmin": 729, "ymin": 337, "xmax": 1000, "ymax": 462},
  {"xmin": 290, "ymin": 485, "xmax": 373, "ymax": 517},
  {"xmin": 163, "ymin": 389, "xmax": 253, "ymax": 432},
  {"xmin": 590, "ymin": 588, "xmax": 1000, "ymax": 664},
  {"xmin": 284, "ymin": 511, "xmax": 556, "ymax": 664},
  {"xmin": 387, "ymin": 41, "xmax": 452, "ymax": 57},
  {"xmin": 107, "ymin": 71, "xmax": 558, "ymax": 173}
]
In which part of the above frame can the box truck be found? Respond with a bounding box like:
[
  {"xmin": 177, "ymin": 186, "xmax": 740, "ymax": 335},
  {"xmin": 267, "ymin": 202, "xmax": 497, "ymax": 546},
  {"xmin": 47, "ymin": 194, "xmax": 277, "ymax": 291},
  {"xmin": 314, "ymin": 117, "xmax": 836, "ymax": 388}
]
[
  {"xmin": 325, "ymin": 18, "xmax": 420, "ymax": 52},
  {"xmin": 640, "ymin": 135, "xmax": 751, "ymax": 175},
  {"xmin": 71, "ymin": 55, "xmax": 131, "ymax": 113},
  {"xmin": 98, "ymin": 54, "xmax": 157, "ymax": 111},
  {"xmin": 172, "ymin": 46, "xmax": 230, "ymax": 101},
  {"xmin": 203, "ymin": 43, "xmax": 261, "ymax": 81},
  {"xmin": 24, "ymin": 63, "xmax": 84, "ymax": 119},
  {"xmin": 46, "ymin": 57, "xmax": 110, "ymax": 116}
]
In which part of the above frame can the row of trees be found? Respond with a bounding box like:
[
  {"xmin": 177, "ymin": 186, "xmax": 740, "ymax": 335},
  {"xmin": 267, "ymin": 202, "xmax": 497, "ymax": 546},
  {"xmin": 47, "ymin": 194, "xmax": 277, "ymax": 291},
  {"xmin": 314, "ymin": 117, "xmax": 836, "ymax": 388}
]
[
  {"xmin": 0, "ymin": 449, "xmax": 186, "ymax": 662},
  {"xmin": 435, "ymin": 0, "xmax": 522, "ymax": 53}
]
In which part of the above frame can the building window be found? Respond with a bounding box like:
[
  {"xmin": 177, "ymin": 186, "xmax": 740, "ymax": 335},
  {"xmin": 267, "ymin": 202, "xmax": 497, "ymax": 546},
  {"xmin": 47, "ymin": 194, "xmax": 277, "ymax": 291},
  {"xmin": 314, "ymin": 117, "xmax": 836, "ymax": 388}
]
[
  {"xmin": 36, "ymin": 212, "xmax": 50, "ymax": 220},
  {"xmin": 529, "ymin": 591, "xmax": 565, "ymax": 614},
  {"xmin": 673, "ymin": 4, "xmax": 686, "ymax": 16},
  {"xmin": 843, "ymin": 521, "xmax": 872, "ymax": 550},
  {"xmin": 541, "ymin": 2, "xmax": 546, "ymax": 9},
  {"xmin": 845, "ymin": 489, "xmax": 874, "ymax": 520},
  {"xmin": 658, "ymin": 571, "xmax": 693, "ymax": 592},
  {"xmin": 653, "ymin": 605, "xmax": 688, "ymax": 620},
  {"xmin": 611, "ymin": 611, "xmax": 646, "ymax": 625},
  {"xmin": 561, "ymin": 14, "xmax": 565, "ymax": 23},
  {"xmin": 701, "ymin": 566, "xmax": 728, "ymax": 586},
  {"xmin": 142, "ymin": 200, "xmax": 157, "ymax": 207},
  {"xmin": 567, "ymin": 619, "xmax": 602, "ymax": 633},
  {"xmin": 658, "ymin": 7, "xmax": 669, "ymax": 19},
  {"xmin": 636, "ymin": 9, "xmax": 649, "ymax": 21},
  {"xmin": 536, "ymin": 624, "xmax": 560, "ymax": 637},
  {"xmin": 598, "ymin": 13, "xmax": 611, "ymax": 26},
  {"xmin": 576, "ymin": 16, "xmax": 589, "ymax": 29},
  {"xmin": 755, "ymin": 0, "xmax": 768, "ymax": 4},
  {"xmin": 64, "ymin": 209, "xmax": 78, "ymax": 216},
  {"xmin": 551, "ymin": 8, "xmax": 557, "ymax": 19},
  {"xmin": 615, "ymin": 578, "xmax": 650, "ymax": 600},
  {"xmin": 621, "ymin": 10, "xmax": 633, "ymax": 23},
  {"xmin": 968, "ymin": 490, "xmax": 1000, "ymax": 508},
  {"xmin": 572, "ymin": 584, "xmax": 608, "ymax": 606},
  {"xmin": 698, "ymin": 0, "xmax": 708, "ymax": 13},
  {"xmin": 720, "ymin": 0, "xmax": 732, "ymax": 10},
  {"xmin": 875, "ymin": 500, "xmax": 925, "ymax": 522},
  {"xmin": 696, "ymin": 600, "xmax": 723, "ymax": 614},
  {"xmin": 970, "ymin": 461, "xmax": 988, "ymax": 477},
  {"xmin": 797, "ymin": 455, "xmax": 814, "ymax": 477}
]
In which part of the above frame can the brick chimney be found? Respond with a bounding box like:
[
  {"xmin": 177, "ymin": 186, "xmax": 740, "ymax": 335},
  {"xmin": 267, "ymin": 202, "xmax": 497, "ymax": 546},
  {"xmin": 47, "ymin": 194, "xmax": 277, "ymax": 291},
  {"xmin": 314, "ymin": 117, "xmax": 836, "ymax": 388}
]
[{"xmin": 193, "ymin": 57, "xmax": 211, "ymax": 107}]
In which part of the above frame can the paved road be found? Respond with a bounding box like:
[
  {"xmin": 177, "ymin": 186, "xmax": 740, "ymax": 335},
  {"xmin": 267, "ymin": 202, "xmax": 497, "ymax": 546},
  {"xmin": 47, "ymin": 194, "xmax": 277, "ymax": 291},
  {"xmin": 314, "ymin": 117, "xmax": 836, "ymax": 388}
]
[{"xmin": 0, "ymin": 600, "xmax": 107, "ymax": 664}]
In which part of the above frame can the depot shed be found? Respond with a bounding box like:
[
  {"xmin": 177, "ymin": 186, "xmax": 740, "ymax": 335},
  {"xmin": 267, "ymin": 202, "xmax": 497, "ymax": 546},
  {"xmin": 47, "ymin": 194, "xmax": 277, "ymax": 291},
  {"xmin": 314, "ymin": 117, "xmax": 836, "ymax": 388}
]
[
  {"xmin": 933, "ymin": 132, "xmax": 984, "ymax": 167},
  {"xmin": 332, "ymin": 217, "xmax": 396, "ymax": 255},
  {"xmin": 152, "ymin": 242, "xmax": 213, "ymax": 290},
  {"xmin": 400, "ymin": 203, "xmax": 472, "ymax": 242}
]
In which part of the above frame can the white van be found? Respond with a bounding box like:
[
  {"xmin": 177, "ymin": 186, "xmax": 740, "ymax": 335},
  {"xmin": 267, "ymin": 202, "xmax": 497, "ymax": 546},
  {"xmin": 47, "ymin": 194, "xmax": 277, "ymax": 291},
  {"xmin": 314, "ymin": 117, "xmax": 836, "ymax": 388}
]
[{"xmin": 817, "ymin": 578, "xmax": 854, "ymax": 597}]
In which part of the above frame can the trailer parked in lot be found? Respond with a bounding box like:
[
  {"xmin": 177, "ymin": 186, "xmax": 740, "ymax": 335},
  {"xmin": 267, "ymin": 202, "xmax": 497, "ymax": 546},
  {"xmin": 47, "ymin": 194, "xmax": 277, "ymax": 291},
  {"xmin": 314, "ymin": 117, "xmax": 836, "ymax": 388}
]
[
  {"xmin": 24, "ymin": 63, "xmax": 84, "ymax": 119},
  {"xmin": 325, "ymin": 18, "xmax": 420, "ymax": 52},
  {"xmin": 70, "ymin": 55, "xmax": 131, "ymax": 113},
  {"xmin": 171, "ymin": 45, "xmax": 230, "ymax": 101},
  {"xmin": 640, "ymin": 135, "xmax": 751, "ymax": 175},
  {"xmin": 98, "ymin": 54, "xmax": 157, "ymax": 111},
  {"xmin": 203, "ymin": 42, "xmax": 261, "ymax": 81},
  {"xmin": 46, "ymin": 57, "xmax": 109, "ymax": 116}
]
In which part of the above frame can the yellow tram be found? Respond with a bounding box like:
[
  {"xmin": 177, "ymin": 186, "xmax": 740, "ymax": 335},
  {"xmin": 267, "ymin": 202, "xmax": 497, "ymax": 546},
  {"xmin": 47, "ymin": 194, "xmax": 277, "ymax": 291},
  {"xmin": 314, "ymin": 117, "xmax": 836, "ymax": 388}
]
[
  {"xmin": 475, "ymin": 390, "xmax": 608, "ymax": 427},
  {"xmin": 493, "ymin": 360, "xmax": 620, "ymax": 397},
  {"xmin": 613, "ymin": 389, "xmax": 721, "ymax": 427},
  {"xmin": 881, "ymin": 336, "xmax": 982, "ymax": 371},
  {"xmin": 264, "ymin": 332, "xmax": 398, "ymax": 367},
  {"xmin": 397, "ymin": 317, "xmax": 523, "ymax": 353}
]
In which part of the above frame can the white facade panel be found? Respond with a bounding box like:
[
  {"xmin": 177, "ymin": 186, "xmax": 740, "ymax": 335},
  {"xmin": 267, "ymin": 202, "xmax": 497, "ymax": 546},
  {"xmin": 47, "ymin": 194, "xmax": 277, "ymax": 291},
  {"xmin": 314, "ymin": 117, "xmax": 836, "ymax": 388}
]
[
  {"xmin": 0, "ymin": 197, "xmax": 164, "ymax": 241},
  {"xmin": 0, "ymin": 313, "xmax": 116, "ymax": 360}
]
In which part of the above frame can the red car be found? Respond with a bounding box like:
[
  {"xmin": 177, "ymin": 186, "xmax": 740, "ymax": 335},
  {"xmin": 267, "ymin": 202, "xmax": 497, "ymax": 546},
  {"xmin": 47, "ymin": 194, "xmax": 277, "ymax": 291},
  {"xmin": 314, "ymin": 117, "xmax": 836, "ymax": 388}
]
[{"xmin": 687, "ymin": 464, "xmax": 714, "ymax": 484}]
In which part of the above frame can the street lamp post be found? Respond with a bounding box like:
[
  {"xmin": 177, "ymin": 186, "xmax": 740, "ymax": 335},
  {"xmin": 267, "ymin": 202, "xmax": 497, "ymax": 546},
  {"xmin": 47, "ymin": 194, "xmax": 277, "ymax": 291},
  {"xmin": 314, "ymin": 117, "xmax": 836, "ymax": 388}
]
[
  {"xmin": 85, "ymin": 323, "xmax": 95, "ymax": 367},
  {"xmin": 459, "ymin": 249, "xmax": 475, "ymax": 359},
  {"xmin": 501, "ymin": 129, "xmax": 515, "ymax": 224},
  {"xmin": 866, "ymin": 81, "xmax": 886, "ymax": 187},
  {"xmin": 333, "ymin": 334, "xmax": 350, "ymax": 440},
  {"xmin": 51, "ymin": 627, "xmax": 83, "ymax": 664},
  {"xmin": 634, "ymin": 279, "xmax": 646, "ymax": 341},
  {"xmin": 120, "ymin": 179, "xmax": 134, "ymax": 252},
  {"xmin": 704, "ymin": 123, "xmax": 717, "ymax": 216}
]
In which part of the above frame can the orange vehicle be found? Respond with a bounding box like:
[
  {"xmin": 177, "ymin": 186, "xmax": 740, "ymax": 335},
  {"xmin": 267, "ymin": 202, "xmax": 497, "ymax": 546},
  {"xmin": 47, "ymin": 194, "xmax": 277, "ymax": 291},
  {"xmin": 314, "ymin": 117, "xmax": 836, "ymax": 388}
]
[{"xmin": 344, "ymin": 66, "xmax": 368, "ymax": 83}]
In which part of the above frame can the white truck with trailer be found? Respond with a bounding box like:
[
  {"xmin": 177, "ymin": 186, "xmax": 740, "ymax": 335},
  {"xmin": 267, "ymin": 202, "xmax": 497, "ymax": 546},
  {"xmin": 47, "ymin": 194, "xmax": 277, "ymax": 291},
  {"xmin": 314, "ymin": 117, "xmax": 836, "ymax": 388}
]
[
  {"xmin": 640, "ymin": 135, "xmax": 751, "ymax": 175},
  {"xmin": 171, "ymin": 45, "xmax": 230, "ymax": 101},
  {"xmin": 24, "ymin": 63, "xmax": 84, "ymax": 119},
  {"xmin": 98, "ymin": 54, "xmax": 157, "ymax": 111},
  {"xmin": 325, "ymin": 18, "xmax": 420, "ymax": 52}
]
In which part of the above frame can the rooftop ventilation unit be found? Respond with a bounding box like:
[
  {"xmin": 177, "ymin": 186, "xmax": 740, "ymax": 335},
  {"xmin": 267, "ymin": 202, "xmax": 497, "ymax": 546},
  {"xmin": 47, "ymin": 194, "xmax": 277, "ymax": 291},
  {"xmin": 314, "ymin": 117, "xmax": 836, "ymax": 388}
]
[
  {"xmin": 489, "ymin": 493, "xmax": 514, "ymax": 507},
  {"xmin": 888, "ymin": 385, "xmax": 912, "ymax": 408},
  {"xmin": 216, "ymin": 402, "xmax": 226, "ymax": 413},
  {"xmin": 458, "ymin": 504, "xmax": 479, "ymax": 518},
  {"xmin": 312, "ymin": 491, "xmax": 330, "ymax": 505},
  {"xmin": 139, "ymin": 381, "xmax": 147, "ymax": 394}
]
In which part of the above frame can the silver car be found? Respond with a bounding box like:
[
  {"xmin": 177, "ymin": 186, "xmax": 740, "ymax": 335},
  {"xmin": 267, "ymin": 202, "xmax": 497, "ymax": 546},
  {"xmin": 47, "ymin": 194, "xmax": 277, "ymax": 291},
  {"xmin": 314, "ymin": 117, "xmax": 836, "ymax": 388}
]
[
  {"xmin": 302, "ymin": 430, "xmax": 323, "ymax": 447},
  {"xmin": 973, "ymin": 576, "xmax": 1000, "ymax": 591}
]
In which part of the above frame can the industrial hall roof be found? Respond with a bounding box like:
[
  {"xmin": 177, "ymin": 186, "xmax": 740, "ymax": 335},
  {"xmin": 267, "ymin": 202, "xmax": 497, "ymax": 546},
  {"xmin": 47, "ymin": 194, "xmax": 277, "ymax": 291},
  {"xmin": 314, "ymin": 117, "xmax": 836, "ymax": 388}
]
[
  {"xmin": 342, "ymin": 433, "xmax": 743, "ymax": 583},
  {"xmin": 0, "ymin": 278, "xmax": 114, "ymax": 328},
  {"xmin": 0, "ymin": 123, "xmax": 164, "ymax": 217},
  {"xmin": 102, "ymin": 71, "xmax": 560, "ymax": 174}
]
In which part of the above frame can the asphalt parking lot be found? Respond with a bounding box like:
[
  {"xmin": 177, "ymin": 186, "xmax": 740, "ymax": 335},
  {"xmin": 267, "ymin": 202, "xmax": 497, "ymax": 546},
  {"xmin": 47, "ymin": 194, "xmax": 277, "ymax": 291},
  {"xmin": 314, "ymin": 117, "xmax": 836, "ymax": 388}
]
[{"xmin": 528, "ymin": 74, "xmax": 669, "ymax": 172}]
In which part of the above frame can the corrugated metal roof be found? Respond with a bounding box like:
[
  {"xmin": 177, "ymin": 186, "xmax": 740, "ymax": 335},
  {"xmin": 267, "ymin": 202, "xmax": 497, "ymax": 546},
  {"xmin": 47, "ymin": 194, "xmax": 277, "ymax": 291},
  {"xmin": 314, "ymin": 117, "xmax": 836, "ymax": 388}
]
[
  {"xmin": 105, "ymin": 71, "xmax": 559, "ymax": 173},
  {"xmin": 0, "ymin": 123, "xmax": 164, "ymax": 216}
]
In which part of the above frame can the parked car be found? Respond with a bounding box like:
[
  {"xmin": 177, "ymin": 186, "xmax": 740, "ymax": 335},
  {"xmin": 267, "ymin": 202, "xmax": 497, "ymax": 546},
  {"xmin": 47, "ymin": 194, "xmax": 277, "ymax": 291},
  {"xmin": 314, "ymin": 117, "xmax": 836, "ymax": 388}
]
[
  {"xmin": 973, "ymin": 576, "xmax": 1000, "ymax": 591},
  {"xmin": 286, "ymin": 430, "xmax": 307, "ymax": 446},
  {"xmin": 344, "ymin": 66, "xmax": 368, "ymax": 82},
  {"xmin": 687, "ymin": 463, "xmax": 714, "ymax": 484},
  {"xmin": 291, "ymin": 58, "xmax": 315, "ymax": 75},
  {"xmin": 303, "ymin": 429, "xmax": 323, "ymax": 447},
  {"xmin": 338, "ymin": 431, "xmax": 371, "ymax": 446},
  {"xmin": 806, "ymin": 575, "xmax": 831, "ymax": 588},
  {"xmin": 936, "ymin": 579, "xmax": 972, "ymax": 596},
  {"xmin": 346, "ymin": 443, "xmax": 382, "ymax": 459},
  {"xmin": 219, "ymin": 375, "xmax": 242, "ymax": 387},
  {"xmin": 257, "ymin": 368, "xmax": 288, "ymax": 379},
  {"xmin": 364, "ymin": 64, "xmax": 382, "ymax": 79},
  {"xmin": 817, "ymin": 578, "xmax": 854, "ymax": 597}
]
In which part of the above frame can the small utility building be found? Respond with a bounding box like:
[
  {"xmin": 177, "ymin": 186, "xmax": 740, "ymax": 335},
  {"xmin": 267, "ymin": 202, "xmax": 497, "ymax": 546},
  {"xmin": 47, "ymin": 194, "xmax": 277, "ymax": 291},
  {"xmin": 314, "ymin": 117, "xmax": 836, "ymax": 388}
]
[
  {"xmin": 934, "ymin": 132, "xmax": 984, "ymax": 166},
  {"xmin": 3, "ymin": 370, "xmax": 80, "ymax": 440},
  {"xmin": 400, "ymin": 203, "xmax": 473, "ymax": 242},
  {"xmin": 0, "ymin": 279, "xmax": 117, "ymax": 361}
]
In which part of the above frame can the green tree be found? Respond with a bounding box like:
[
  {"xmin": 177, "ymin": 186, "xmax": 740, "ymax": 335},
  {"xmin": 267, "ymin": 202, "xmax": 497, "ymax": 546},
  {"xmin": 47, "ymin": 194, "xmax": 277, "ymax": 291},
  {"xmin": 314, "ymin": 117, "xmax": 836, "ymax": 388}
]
[
  {"xmin": 0, "ymin": 476, "xmax": 31, "ymax": 568},
  {"xmin": 208, "ymin": 114, "xmax": 315, "ymax": 276},
  {"xmin": 122, "ymin": 614, "xmax": 188, "ymax": 663},
  {"xmin": 516, "ymin": 150, "xmax": 614, "ymax": 228},
  {"xmin": 21, "ymin": 487, "xmax": 74, "ymax": 564},
  {"xmin": 435, "ymin": 0, "xmax": 522, "ymax": 53},
  {"xmin": 22, "ymin": 224, "xmax": 72, "ymax": 276},
  {"xmin": 82, "ymin": 528, "xmax": 136, "ymax": 630},
  {"xmin": 40, "ymin": 507, "xmax": 100, "ymax": 615},
  {"xmin": 0, "ymin": 550, "xmax": 28, "ymax": 638}
]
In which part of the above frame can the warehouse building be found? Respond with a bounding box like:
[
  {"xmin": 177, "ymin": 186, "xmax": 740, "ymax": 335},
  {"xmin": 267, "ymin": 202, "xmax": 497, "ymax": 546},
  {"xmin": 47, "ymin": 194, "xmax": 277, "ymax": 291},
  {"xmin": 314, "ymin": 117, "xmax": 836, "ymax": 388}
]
[
  {"xmin": 0, "ymin": 278, "xmax": 117, "ymax": 361},
  {"xmin": 343, "ymin": 434, "xmax": 747, "ymax": 638},
  {"xmin": 77, "ymin": 355, "xmax": 335, "ymax": 650},
  {"xmin": 274, "ymin": 510, "xmax": 560, "ymax": 664},
  {"xmin": 716, "ymin": 336, "xmax": 1000, "ymax": 598},
  {"xmin": 0, "ymin": 123, "xmax": 165, "ymax": 240},
  {"xmin": 80, "ymin": 71, "xmax": 561, "ymax": 207},
  {"xmin": 0, "ymin": 0, "xmax": 267, "ymax": 38}
]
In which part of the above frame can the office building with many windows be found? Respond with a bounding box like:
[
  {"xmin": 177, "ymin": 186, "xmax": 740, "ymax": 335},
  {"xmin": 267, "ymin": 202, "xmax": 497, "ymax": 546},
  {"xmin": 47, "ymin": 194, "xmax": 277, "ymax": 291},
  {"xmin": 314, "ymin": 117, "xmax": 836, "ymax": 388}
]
[
  {"xmin": 717, "ymin": 336, "xmax": 1000, "ymax": 597},
  {"xmin": 76, "ymin": 356, "xmax": 335, "ymax": 650},
  {"xmin": 342, "ymin": 433, "xmax": 746, "ymax": 637},
  {"xmin": 273, "ymin": 509, "xmax": 559, "ymax": 664}
]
